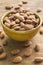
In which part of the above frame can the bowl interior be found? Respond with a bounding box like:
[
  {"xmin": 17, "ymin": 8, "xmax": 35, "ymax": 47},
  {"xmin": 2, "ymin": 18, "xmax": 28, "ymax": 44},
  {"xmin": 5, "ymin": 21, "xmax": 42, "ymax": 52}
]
[{"xmin": 1, "ymin": 11, "xmax": 42, "ymax": 34}]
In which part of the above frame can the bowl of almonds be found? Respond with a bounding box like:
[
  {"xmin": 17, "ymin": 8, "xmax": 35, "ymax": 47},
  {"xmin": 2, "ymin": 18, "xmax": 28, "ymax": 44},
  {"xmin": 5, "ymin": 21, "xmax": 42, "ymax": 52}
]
[{"xmin": 1, "ymin": 10, "xmax": 42, "ymax": 41}]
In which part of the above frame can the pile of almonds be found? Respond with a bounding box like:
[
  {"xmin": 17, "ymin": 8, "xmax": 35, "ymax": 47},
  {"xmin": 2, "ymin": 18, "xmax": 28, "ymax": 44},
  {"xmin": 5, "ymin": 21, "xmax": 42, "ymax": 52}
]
[
  {"xmin": 4, "ymin": 0, "xmax": 43, "ymax": 33},
  {"xmin": 3, "ymin": 11, "xmax": 40, "ymax": 31},
  {"xmin": 4, "ymin": 0, "xmax": 40, "ymax": 31},
  {"xmin": 3, "ymin": 9, "xmax": 40, "ymax": 31}
]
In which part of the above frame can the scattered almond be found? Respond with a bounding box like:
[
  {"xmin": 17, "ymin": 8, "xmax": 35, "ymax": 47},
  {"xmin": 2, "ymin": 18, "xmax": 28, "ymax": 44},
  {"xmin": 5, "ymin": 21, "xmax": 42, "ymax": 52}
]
[
  {"xmin": 11, "ymin": 49, "xmax": 20, "ymax": 55},
  {"xmin": 0, "ymin": 32, "xmax": 5, "ymax": 39},
  {"xmin": 14, "ymin": 6, "xmax": 20, "ymax": 10},
  {"xmin": 24, "ymin": 48, "xmax": 32, "ymax": 57},
  {"xmin": 5, "ymin": 4, "xmax": 13, "ymax": 10},
  {"xmin": 36, "ymin": 8, "xmax": 42, "ymax": 13},
  {"xmin": 12, "ymin": 56, "xmax": 22, "ymax": 63},
  {"xmin": 0, "ymin": 52, "xmax": 7, "ymax": 60},
  {"xmin": 22, "ymin": 1, "xmax": 28, "ymax": 4},
  {"xmin": 0, "ymin": 45, "xmax": 4, "ymax": 53},
  {"xmin": 2, "ymin": 39, "xmax": 8, "ymax": 46},
  {"xmin": 39, "ymin": 27, "xmax": 43, "ymax": 34},
  {"xmin": 34, "ymin": 57, "xmax": 43, "ymax": 63},
  {"xmin": 34, "ymin": 44, "xmax": 40, "ymax": 52},
  {"xmin": 23, "ymin": 41, "xmax": 32, "ymax": 47}
]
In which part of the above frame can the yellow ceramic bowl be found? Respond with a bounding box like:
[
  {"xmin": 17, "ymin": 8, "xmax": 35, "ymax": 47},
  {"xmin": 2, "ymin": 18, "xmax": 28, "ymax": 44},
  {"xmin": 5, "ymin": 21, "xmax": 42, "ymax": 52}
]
[{"xmin": 1, "ymin": 11, "xmax": 42, "ymax": 41}]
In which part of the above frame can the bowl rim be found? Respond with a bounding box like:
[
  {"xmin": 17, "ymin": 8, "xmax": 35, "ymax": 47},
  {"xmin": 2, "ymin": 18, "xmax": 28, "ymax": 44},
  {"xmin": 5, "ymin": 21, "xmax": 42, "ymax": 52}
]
[{"xmin": 1, "ymin": 11, "xmax": 42, "ymax": 33}]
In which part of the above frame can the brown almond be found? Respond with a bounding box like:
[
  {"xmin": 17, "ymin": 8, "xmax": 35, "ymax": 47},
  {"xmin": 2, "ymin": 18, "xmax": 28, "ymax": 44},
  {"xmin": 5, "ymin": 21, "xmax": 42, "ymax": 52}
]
[
  {"xmin": 32, "ymin": 19, "xmax": 39, "ymax": 25},
  {"xmin": 25, "ymin": 24, "xmax": 34, "ymax": 30},
  {"xmin": 20, "ymin": 22, "xmax": 25, "ymax": 27},
  {"xmin": 11, "ymin": 49, "xmax": 20, "ymax": 55},
  {"xmin": 0, "ymin": 45, "xmax": 4, "ymax": 53},
  {"xmin": 15, "ymin": 19, "xmax": 20, "ymax": 24},
  {"xmin": 14, "ymin": 6, "xmax": 20, "ymax": 10},
  {"xmin": 0, "ymin": 32, "xmax": 5, "ymax": 39},
  {"xmin": 0, "ymin": 52, "xmax": 7, "ymax": 60},
  {"xmin": 24, "ymin": 48, "xmax": 32, "ymax": 57},
  {"xmin": 12, "ymin": 24, "xmax": 20, "ymax": 28},
  {"xmin": 23, "ymin": 41, "xmax": 32, "ymax": 47},
  {"xmin": 22, "ymin": 1, "xmax": 28, "ymax": 4},
  {"xmin": 26, "ymin": 19, "xmax": 33, "ymax": 24},
  {"xmin": 4, "ymin": 22, "xmax": 11, "ymax": 28},
  {"xmin": 2, "ymin": 39, "xmax": 8, "ymax": 46},
  {"xmin": 34, "ymin": 57, "xmax": 43, "ymax": 63},
  {"xmin": 20, "ymin": 22, "xmax": 34, "ymax": 30},
  {"xmin": 10, "ymin": 21, "xmax": 15, "ymax": 26},
  {"xmin": 5, "ymin": 4, "xmax": 13, "ymax": 9},
  {"xmin": 39, "ymin": 27, "xmax": 43, "ymax": 34},
  {"xmin": 34, "ymin": 44, "xmax": 40, "ymax": 52},
  {"xmin": 14, "ymin": 26, "xmax": 20, "ymax": 30},
  {"xmin": 20, "ymin": 28, "xmax": 25, "ymax": 31},
  {"xmin": 15, "ymin": 13, "xmax": 24, "ymax": 21},
  {"xmin": 36, "ymin": 8, "xmax": 42, "ymax": 13},
  {"xmin": 12, "ymin": 56, "xmax": 22, "ymax": 63},
  {"xmin": 18, "ymin": 15, "xmax": 24, "ymax": 21},
  {"xmin": 9, "ymin": 14, "xmax": 15, "ymax": 20},
  {"xmin": 3, "ymin": 17, "xmax": 10, "ymax": 23}
]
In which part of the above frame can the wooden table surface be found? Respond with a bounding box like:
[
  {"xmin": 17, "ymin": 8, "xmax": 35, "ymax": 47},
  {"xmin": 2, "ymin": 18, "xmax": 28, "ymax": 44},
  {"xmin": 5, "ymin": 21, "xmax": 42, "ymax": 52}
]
[{"xmin": 0, "ymin": 0, "xmax": 43, "ymax": 65}]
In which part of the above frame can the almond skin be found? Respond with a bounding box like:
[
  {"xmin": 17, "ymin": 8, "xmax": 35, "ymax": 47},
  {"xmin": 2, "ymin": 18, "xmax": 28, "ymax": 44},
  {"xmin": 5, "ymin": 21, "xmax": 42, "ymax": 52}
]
[
  {"xmin": 36, "ymin": 8, "xmax": 42, "ymax": 13},
  {"xmin": 34, "ymin": 57, "xmax": 43, "ymax": 63},
  {"xmin": 0, "ymin": 45, "xmax": 4, "ymax": 53},
  {"xmin": 22, "ymin": 1, "xmax": 28, "ymax": 4},
  {"xmin": 5, "ymin": 4, "xmax": 13, "ymax": 9},
  {"xmin": 11, "ymin": 49, "xmax": 20, "ymax": 55},
  {"xmin": 24, "ymin": 48, "xmax": 32, "ymax": 57},
  {"xmin": 0, "ymin": 52, "xmax": 7, "ymax": 60},
  {"xmin": 34, "ymin": 44, "xmax": 40, "ymax": 52},
  {"xmin": 39, "ymin": 27, "xmax": 43, "ymax": 34},
  {"xmin": 12, "ymin": 56, "xmax": 22, "ymax": 63}
]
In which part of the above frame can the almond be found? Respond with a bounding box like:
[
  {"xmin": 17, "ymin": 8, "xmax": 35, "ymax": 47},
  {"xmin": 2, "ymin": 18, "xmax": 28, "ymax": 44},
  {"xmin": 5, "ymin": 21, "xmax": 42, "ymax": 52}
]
[
  {"xmin": 34, "ymin": 57, "xmax": 43, "ymax": 63},
  {"xmin": 5, "ymin": 4, "xmax": 13, "ymax": 9},
  {"xmin": 24, "ymin": 48, "xmax": 32, "ymax": 57},
  {"xmin": 12, "ymin": 56, "xmax": 22, "ymax": 63},
  {"xmin": 34, "ymin": 44, "xmax": 40, "ymax": 52},
  {"xmin": 0, "ymin": 52, "xmax": 7, "ymax": 60},
  {"xmin": 11, "ymin": 49, "xmax": 20, "ymax": 55}
]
